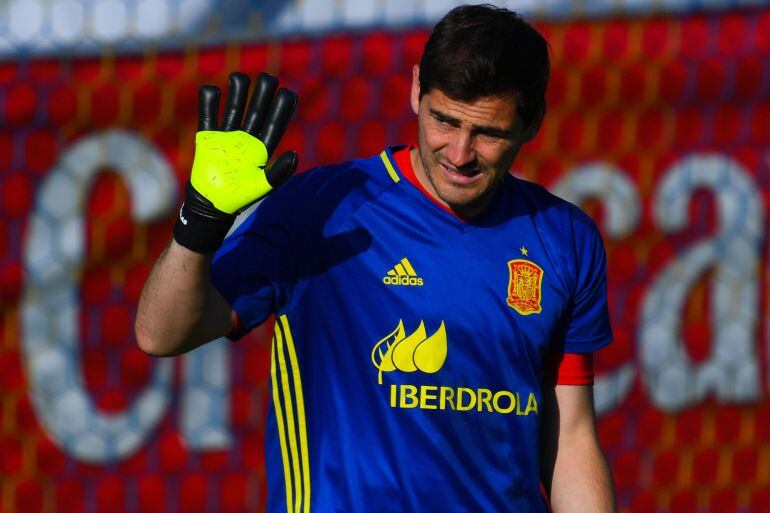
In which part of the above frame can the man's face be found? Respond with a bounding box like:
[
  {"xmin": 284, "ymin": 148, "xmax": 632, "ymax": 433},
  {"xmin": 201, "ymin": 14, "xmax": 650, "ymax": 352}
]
[{"xmin": 410, "ymin": 66, "xmax": 541, "ymax": 218}]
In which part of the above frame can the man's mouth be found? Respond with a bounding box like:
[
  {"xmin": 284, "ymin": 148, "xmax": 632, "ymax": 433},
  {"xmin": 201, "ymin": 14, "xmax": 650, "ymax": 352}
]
[{"xmin": 439, "ymin": 162, "xmax": 483, "ymax": 185}]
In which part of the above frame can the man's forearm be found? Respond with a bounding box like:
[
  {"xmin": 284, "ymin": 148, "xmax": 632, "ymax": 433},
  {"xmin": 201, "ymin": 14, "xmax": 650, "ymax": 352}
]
[
  {"xmin": 134, "ymin": 239, "xmax": 232, "ymax": 356},
  {"xmin": 549, "ymin": 430, "xmax": 616, "ymax": 513}
]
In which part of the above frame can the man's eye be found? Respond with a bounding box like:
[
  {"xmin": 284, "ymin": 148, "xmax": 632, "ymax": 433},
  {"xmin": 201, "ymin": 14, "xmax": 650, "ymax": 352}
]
[{"xmin": 478, "ymin": 131, "xmax": 508, "ymax": 142}]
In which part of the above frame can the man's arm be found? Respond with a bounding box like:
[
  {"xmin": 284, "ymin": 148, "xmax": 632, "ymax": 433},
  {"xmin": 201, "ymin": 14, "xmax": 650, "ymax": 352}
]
[
  {"xmin": 540, "ymin": 384, "xmax": 616, "ymax": 513},
  {"xmin": 135, "ymin": 240, "xmax": 233, "ymax": 356},
  {"xmin": 134, "ymin": 71, "xmax": 298, "ymax": 356}
]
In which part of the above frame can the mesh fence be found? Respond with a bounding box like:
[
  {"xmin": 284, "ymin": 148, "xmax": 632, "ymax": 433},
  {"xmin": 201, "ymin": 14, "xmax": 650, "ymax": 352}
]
[{"xmin": 1, "ymin": 6, "xmax": 770, "ymax": 513}]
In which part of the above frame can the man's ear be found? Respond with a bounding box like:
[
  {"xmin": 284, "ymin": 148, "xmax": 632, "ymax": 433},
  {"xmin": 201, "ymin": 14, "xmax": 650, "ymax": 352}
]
[
  {"xmin": 410, "ymin": 65, "xmax": 420, "ymax": 115},
  {"xmin": 522, "ymin": 101, "xmax": 546, "ymax": 142}
]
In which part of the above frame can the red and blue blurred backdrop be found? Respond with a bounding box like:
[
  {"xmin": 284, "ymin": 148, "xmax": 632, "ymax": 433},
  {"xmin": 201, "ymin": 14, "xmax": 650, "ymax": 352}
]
[{"xmin": 1, "ymin": 1, "xmax": 770, "ymax": 512}]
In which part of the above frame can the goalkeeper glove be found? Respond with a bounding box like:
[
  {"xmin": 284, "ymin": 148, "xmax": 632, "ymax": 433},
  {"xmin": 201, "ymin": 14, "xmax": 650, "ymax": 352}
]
[{"xmin": 173, "ymin": 71, "xmax": 298, "ymax": 253}]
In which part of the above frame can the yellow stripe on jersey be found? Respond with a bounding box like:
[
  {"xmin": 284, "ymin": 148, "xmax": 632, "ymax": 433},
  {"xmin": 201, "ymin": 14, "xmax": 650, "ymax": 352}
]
[
  {"xmin": 270, "ymin": 336, "xmax": 294, "ymax": 513},
  {"xmin": 400, "ymin": 258, "xmax": 416, "ymax": 276},
  {"xmin": 379, "ymin": 151, "xmax": 401, "ymax": 183},
  {"xmin": 280, "ymin": 315, "xmax": 312, "ymax": 513},
  {"xmin": 275, "ymin": 321, "xmax": 304, "ymax": 513},
  {"xmin": 394, "ymin": 263, "xmax": 407, "ymax": 276},
  {"xmin": 272, "ymin": 316, "xmax": 312, "ymax": 513}
]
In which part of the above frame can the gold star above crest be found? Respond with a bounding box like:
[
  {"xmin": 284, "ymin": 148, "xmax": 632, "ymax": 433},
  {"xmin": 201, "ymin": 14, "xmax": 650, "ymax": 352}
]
[{"xmin": 520, "ymin": 246, "xmax": 528, "ymax": 256}]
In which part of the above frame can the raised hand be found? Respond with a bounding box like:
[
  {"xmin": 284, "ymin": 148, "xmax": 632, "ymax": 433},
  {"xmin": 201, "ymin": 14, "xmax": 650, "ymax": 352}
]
[{"xmin": 174, "ymin": 72, "xmax": 299, "ymax": 253}]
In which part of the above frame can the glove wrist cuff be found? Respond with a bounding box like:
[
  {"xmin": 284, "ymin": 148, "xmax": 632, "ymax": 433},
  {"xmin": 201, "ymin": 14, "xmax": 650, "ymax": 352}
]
[{"xmin": 173, "ymin": 182, "xmax": 236, "ymax": 253}]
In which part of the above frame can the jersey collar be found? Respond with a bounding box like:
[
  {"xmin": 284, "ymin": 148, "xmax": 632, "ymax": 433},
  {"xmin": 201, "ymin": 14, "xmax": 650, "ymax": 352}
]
[{"xmin": 379, "ymin": 145, "xmax": 509, "ymax": 230}]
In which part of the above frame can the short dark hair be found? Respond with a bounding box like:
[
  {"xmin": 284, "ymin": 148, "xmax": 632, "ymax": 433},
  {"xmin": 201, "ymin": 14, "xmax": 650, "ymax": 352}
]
[{"xmin": 419, "ymin": 4, "xmax": 550, "ymax": 126}]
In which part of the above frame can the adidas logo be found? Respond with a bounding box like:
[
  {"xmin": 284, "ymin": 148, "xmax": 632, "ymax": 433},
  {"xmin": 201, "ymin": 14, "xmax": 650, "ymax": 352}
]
[{"xmin": 383, "ymin": 258, "xmax": 424, "ymax": 286}]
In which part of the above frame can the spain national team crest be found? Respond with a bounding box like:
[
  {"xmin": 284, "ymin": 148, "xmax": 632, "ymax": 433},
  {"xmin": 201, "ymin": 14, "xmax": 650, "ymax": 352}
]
[{"xmin": 506, "ymin": 259, "xmax": 544, "ymax": 315}]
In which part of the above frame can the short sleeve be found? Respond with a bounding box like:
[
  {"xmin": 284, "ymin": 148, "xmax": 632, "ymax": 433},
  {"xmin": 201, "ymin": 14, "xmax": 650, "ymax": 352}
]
[
  {"xmin": 559, "ymin": 210, "xmax": 613, "ymax": 353},
  {"xmin": 210, "ymin": 195, "xmax": 296, "ymax": 340}
]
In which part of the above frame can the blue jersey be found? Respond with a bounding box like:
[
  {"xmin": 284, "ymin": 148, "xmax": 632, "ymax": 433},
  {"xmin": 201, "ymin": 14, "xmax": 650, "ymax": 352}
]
[{"xmin": 211, "ymin": 146, "xmax": 612, "ymax": 513}]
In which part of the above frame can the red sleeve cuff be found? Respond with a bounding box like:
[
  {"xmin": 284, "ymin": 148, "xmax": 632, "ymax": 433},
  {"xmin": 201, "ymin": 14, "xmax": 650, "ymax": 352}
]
[{"xmin": 544, "ymin": 351, "xmax": 594, "ymax": 386}]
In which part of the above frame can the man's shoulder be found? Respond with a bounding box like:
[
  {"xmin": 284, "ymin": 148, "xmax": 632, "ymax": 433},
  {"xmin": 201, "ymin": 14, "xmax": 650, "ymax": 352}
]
[
  {"xmin": 506, "ymin": 176, "xmax": 607, "ymax": 300},
  {"xmin": 507, "ymin": 175, "xmax": 602, "ymax": 242},
  {"xmin": 275, "ymin": 152, "xmax": 393, "ymax": 204},
  {"xmin": 238, "ymin": 151, "xmax": 395, "ymax": 233}
]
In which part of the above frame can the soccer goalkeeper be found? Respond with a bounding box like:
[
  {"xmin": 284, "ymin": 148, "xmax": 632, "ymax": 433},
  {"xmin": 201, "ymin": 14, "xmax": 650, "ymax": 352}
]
[{"xmin": 136, "ymin": 5, "xmax": 616, "ymax": 512}]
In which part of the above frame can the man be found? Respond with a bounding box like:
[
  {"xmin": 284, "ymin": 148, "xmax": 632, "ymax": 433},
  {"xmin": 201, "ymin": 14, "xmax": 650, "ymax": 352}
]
[{"xmin": 136, "ymin": 5, "xmax": 616, "ymax": 512}]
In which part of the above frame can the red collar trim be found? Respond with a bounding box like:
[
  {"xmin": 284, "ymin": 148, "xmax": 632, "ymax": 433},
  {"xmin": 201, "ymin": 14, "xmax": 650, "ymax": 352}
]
[{"xmin": 392, "ymin": 145, "xmax": 463, "ymax": 220}]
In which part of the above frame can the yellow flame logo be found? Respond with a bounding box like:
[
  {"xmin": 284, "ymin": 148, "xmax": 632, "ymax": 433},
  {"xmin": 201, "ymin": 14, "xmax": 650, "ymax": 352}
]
[{"xmin": 371, "ymin": 320, "xmax": 447, "ymax": 384}]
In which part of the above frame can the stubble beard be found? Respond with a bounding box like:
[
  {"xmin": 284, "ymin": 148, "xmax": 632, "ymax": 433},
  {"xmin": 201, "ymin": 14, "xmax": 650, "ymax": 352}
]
[{"xmin": 417, "ymin": 148, "xmax": 500, "ymax": 219}]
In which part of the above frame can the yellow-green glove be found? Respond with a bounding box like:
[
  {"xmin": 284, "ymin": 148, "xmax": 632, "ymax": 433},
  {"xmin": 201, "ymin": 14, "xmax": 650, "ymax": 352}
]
[{"xmin": 174, "ymin": 71, "xmax": 298, "ymax": 253}]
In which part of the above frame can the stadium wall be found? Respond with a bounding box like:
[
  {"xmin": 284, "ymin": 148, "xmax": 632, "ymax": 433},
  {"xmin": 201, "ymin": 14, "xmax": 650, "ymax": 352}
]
[{"xmin": 1, "ymin": 2, "xmax": 770, "ymax": 512}]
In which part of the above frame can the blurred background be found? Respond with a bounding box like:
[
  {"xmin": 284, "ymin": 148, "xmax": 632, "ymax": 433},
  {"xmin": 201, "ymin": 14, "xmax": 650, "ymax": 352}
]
[{"xmin": 1, "ymin": 0, "xmax": 770, "ymax": 512}]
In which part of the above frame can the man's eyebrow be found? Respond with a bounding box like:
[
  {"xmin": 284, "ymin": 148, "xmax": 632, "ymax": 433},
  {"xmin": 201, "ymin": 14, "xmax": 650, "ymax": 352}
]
[
  {"xmin": 428, "ymin": 108, "xmax": 513, "ymax": 137},
  {"xmin": 472, "ymin": 124, "xmax": 513, "ymax": 138},
  {"xmin": 429, "ymin": 108, "xmax": 460, "ymax": 126}
]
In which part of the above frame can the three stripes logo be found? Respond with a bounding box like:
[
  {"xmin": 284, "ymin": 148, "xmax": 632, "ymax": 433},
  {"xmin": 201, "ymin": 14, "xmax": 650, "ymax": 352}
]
[
  {"xmin": 383, "ymin": 257, "xmax": 424, "ymax": 286},
  {"xmin": 271, "ymin": 315, "xmax": 311, "ymax": 513}
]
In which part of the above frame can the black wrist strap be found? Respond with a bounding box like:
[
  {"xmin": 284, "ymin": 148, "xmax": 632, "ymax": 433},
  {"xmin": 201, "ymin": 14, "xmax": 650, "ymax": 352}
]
[{"xmin": 173, "ymin": 182, "xmax": 237, "ymax": 253}]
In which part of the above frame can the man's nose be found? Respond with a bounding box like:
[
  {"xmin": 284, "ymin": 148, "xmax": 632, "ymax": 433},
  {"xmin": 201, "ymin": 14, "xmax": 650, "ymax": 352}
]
[{"xmin": 445, "ymin": 132, "xmax": 476, "ymax": 168}]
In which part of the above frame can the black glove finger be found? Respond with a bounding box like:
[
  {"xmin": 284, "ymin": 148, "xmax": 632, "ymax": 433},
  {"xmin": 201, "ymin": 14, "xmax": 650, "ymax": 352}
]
[
  {"xmin": 198, "ymin": 85, "xmax": 220, "ymax": 131},
  {"xmin": 221, "ymin": 72, "xmax": 251, "ymax": 131},
  {"xmin": 243, "ymin": 72, "xmax": 279, "ymax": 136},
  {"xmin": 256, "ymin": 88, "xmax": 299, "ymax": 156},
  {"xmin": 265, "ymin": 151, "xmax": 298, "ymax": 188}
]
